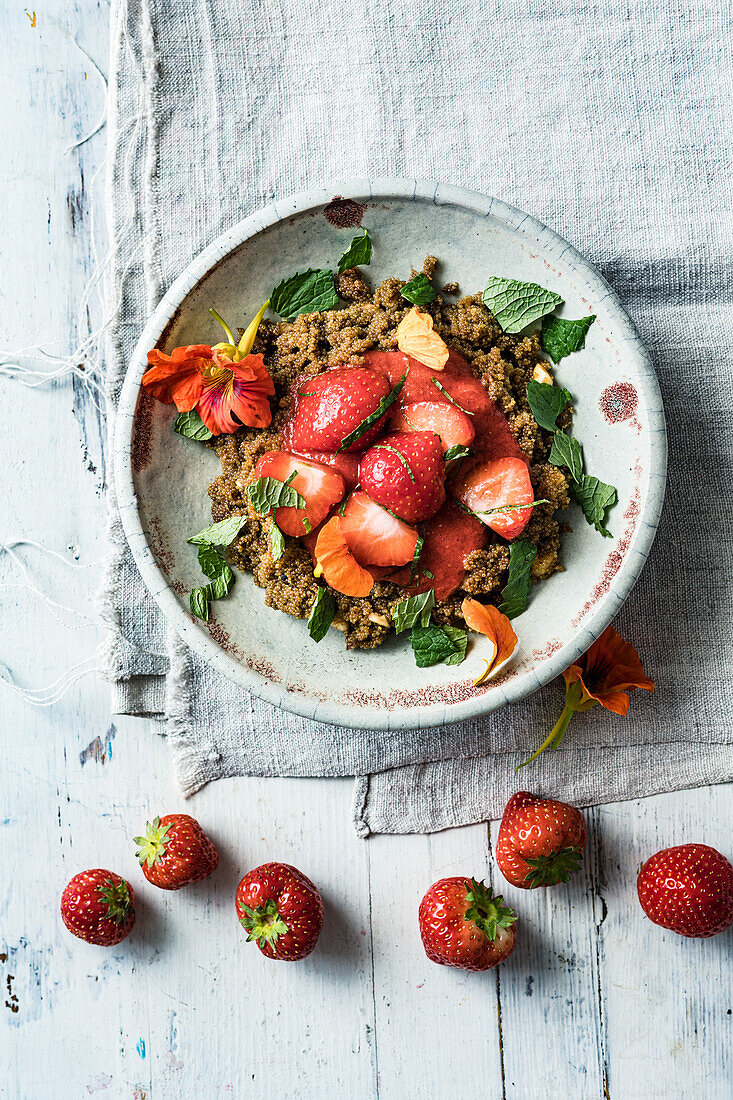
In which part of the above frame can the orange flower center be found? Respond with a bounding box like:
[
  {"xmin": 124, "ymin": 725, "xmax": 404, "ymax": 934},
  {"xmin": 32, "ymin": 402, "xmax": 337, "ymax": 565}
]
[{"xmin": 200, "ymin": 360, "xmax": 234, "ymax": 396}]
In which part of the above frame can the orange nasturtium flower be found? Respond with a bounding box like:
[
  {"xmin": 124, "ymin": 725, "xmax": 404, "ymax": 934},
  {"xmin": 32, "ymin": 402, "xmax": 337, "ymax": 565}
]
[
  {"xmin": 461, "ymin": 598, "xmax": 519, "ymax": 684},
  {"xmin": 142, "ymin": 303, "xmax": 275, "ymax": 436},
  {"xmin": 314, "ymin": 516, "xmax": 374, "ymax": 598},
  {"xmin": 518, "ymin": 625, "xmax": 655, "ymax": 770}
]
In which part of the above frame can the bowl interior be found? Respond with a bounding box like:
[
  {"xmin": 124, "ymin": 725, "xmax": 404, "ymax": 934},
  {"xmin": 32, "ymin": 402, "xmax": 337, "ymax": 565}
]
[{"xmin": 119, "ymin": 183, "xmax": 665, "ymax": 729}]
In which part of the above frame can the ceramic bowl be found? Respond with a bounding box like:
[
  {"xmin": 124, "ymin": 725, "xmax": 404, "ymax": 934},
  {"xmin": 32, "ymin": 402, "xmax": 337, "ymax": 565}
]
[{"xmin": 114, "ymin": 179, "xmax": 666, "ymax": 730}]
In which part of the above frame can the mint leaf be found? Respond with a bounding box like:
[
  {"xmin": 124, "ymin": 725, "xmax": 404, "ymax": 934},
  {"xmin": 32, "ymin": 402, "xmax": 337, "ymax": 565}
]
[
  {"xmin": 187, "ymin": 514, "xmax": 246, "ymax": 548},
  {"xmin": 478, "ymin": 499, "xmax": 549, "ymax": 517},
  {"xmin": 197, "ymin": 544, "xmax": 234, "ymax": 597},
  {"xmin": 401, "ymin": 273, "xmax": 437, "ymax": 305},
  {"xmin": 549, "ymin": 430, "xmax": 584, "ymax": 483},
  {"xmin": 408, "ymin": 535, "xmax": 424, "ymax": 585},
  {"xmin": 269, "ymin": 522, "xmax": 285, "ymax": 561},
  {"xmin": 336, "ymin": 374, "xmax": 406, "ymax": 453},
  {"xmin": 526, "ymin": 380, "xmax": 573, "ymax": 433},
  {"xmin": 308, "ymin": 586, "xmax": 337, "ymax": 642},
  {"xmin": 541, "ymin": 314, "xmax": 595, "ymax": 363},
  {"xmin": 444, "ymin": 444, "xmax": 473, "ymax": 464},
  {"xmin": 372, "ymin": 443, "xmax": 415, "ymax": 481},
  {"xmin": 411, "ymin": 623, "xmax": 464, "ymax": 667},
  {"xmin": 174, "ymin": 409, "xmax": 213, "ymax": 441},
  {"xmin": 431, "ymin": 377, "xmax": 474, "ymax": 415},
  {"xmin": 499, "ymin": 538, "xmax": 537, "ymax": 619},
  {"xmin": 270, "ymin": 269, "xmax": 339, "ymax": 321},
  {"xmin": 442, "ymin": 624, "xmax": 468, "ymax": 666},
  {"xmin": 247, "ymin": 475, "xmax": 307, "ymax": 515},
  {"xmin": 571, "ymin": 475, "xmax": 617, "ymax": 538},
  {"xmin": 393, "ymin": 589, "xmax": 435, "ymax": 633},
  {"xmin": 337, "ymin": 229, "xmax": 372, "ymax": 274},
  {"xmin": 482, "ymin": 277, "xmax": 563, "ymax": 334},
  {"xmin": 190, "ymin": 586, "xmax": 210, "ymax": 621}
]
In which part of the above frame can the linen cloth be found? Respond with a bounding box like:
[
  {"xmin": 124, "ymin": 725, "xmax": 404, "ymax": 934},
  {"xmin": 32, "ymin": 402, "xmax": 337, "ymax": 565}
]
[{"xmin": 102, "ymin": 0, "xmax": 733, "ymax": 834}]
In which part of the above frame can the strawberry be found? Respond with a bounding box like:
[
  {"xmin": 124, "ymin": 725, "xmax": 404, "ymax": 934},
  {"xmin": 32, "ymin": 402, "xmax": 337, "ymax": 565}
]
[
  {"xmin": 637, "ymin": 844, "xmax": 733, "ymax": 938},
  {"xmin": 496, "ymin": 792, "xmax": 587, "ymax": 889},
  {"xmin": 418, "ymin": 877, "xmax": 517, "ymax": 971},
  {"xmin": 289, "ymin": 448, "xmax": 361, "ymax": 490},
  {"xmin": 235, "ymin": 862, "xmax": 324, "ymax": 961},
  {"xmin": 134, "ymin": 813, "xmax": 219, "ymax": 890},
  {"xmin": 339, "ymin": 490, "xmax": 418, "ymax": 567},
  {"xmin": 359, "ymin": 431, "xmax": 446, "ymax": 523},
  {"xmin": 452, "ymin": 456, "xmax": 535, "ymax": 540},
  {"xmin": 288, "ymin": 366, "xmax": 392, "ymax": 453},
  {"xmin": 60, "ymin": 869, "xmax": 135, "ymax": 946},
  {"xmin": 252, "ymin": 451, "xmax": 345, "ymax": 537},
  {"xmin": 392, "ymin": 400, "xmax": 475, "ymax": 453}
]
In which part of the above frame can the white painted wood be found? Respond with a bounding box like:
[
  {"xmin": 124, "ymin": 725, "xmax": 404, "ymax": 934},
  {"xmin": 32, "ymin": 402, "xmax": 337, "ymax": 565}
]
[{"xmin": 1, "ymin": 3, "xmax": 732, "ymax": 1098}]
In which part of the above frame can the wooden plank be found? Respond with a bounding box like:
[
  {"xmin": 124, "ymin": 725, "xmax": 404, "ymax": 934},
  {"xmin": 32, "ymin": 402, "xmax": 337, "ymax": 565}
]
[
  {"xmin": 488, "ymin": 814, "xmax": 608, "ymax": 1099},
  {"xmin": 595, "ymin": 787, "xmax": 733, "ymax": 1100},
  {"xmin": 367, "ymin": 823, "xmax": 505, "ymax": 1097}
]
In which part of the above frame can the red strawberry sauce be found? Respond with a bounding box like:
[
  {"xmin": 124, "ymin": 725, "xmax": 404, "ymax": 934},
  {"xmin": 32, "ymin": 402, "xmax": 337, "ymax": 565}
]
[{"xmin": 284, "ymin": 349, "xmax": 524, "ymax": 599}]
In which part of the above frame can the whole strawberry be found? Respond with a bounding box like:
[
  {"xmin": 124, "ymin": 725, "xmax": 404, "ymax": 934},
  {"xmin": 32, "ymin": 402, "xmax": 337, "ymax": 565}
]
[
  {"xmin": 637, "ymin": 844, "xmax": 733, "ymax": 938},
  {"xmin": 60, "ymin": 869, "xmax": 135, "ymax": 946},
  {"xmin": 360, "ymin": 431, "xmax": 446, "ymax": 522},
  {"xmin": 134, "ymin": 814, "xmax": 219, "ymax": 890},
  {"xmin": 418, "ymin": 876, "xmax": 517, "ymax": 971},
  {"xmin": 496, "ymin": 791, "xmax": 587, "ymax": 889},
  {"xmin": 235, "ymin": 862, "xmax": 324, "ymax": 961},
  {"xmin": 288, "ymin": 366, "xmax": 392, "ymax": 453}
]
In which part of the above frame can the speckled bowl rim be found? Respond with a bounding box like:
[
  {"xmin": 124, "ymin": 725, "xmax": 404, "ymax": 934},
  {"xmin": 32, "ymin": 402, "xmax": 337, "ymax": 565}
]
[{"xmin": 114, "ymin": 178, "xmax": 667, "ymax": 730}]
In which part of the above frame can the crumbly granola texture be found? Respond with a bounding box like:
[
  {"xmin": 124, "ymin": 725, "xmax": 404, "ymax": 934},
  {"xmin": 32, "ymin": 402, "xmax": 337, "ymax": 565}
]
[{"xmin": 208, "ymin": 258, "xmax": 571, "ymax": 649}]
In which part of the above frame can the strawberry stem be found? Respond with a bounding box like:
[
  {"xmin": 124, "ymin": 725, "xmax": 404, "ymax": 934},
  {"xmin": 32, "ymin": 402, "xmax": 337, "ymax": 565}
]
[
  {"xmin": 463, "ymin": 878, "xmax": 516, "ymax": 942},
  {"xmin": 97, "ymin": 878, "xmax": 133, "ymax": 925},
  {"xmin": 524, "ymin": 846, "xmax": 584, "ymax": 887},
  {"xmin": 133, "ymin": 816, "xmax": 171, "ymax": 868},
  {"xmin": 239, "ymin": 900, "xmax": 289, "ymax": 948}
]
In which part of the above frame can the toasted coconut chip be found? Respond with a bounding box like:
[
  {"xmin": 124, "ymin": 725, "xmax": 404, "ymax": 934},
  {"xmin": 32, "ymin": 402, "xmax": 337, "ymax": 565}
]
[{"xmin": 396, "ymin": 307, "xmax": 449, "ymax": 371}]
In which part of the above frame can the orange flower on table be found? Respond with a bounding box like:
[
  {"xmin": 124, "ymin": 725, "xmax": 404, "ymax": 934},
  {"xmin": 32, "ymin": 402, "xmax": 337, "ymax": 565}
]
[
  {"xmin": 142, "ymin": 303, "xmax": 275, "ymax": 436},
  {"xmin": 314, "ymin": 516, "xmax": 374, "ymax": 598},
  {"xmin": 461, "ymin": 598, "xmax": 519, "ymax": 684},
  {"xmin": 519, "ymin": 625, "xmax": 655, "ymax": 769},
  {"xmin": 396, "ymin": 307, "xmax": 449, "ymax": 371}
]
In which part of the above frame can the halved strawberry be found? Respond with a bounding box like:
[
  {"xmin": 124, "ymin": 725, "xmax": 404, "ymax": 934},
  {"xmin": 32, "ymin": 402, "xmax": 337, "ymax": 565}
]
[
  {"xmin": 359, "ymin": 431, "xmax": 446, "ymax": 523},
  {"xmin": 392, "ymin": 401, "xmax": 475, "ymax": 453},
  {"xmin": 288, "ymin": 366, "xmax": 392, "ymax": 454},
  {"xmin": 314, "ymin": 516, "xmax": 374, "ymax": 597},
  {"xmin": 339, "ymin": 491, "xmax": 418, "ymax": 567},
  {"xmin": 289, "ymin": 448, "xmax": 361, "ymax": 490},
  {"xmin": 452, "ymin": 457, "xmax": 535, "ymax": 540},
  {"xmin": 252, "ymin": 451, "xmax": 345, "ymax": 537}
]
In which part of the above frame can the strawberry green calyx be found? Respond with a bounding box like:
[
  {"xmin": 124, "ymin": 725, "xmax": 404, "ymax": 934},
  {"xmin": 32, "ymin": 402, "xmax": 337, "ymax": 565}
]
[
  {"xmin": 524, "ymin": 846, "xmax": 583, "ymax": 888},
  {"xmin": 463, "ymin": 878, "xmax": 516, "ymax": 943},
  {"xmin": 134, "ymin": 816, "xmax": 171, "ymax": 868},
  {"xmin": 97, "ymin": 878, "xmax": 133, "ymax": 925},
  {"xmin": 239, "ymin": 900, "xmax": 289, "ymax": 948}
]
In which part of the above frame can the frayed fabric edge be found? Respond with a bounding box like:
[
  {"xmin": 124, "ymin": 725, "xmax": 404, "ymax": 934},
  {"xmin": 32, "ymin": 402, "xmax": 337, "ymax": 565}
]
[{"xmin": 351, "ymin": 776, "xmax": 371, "ymax": 838}]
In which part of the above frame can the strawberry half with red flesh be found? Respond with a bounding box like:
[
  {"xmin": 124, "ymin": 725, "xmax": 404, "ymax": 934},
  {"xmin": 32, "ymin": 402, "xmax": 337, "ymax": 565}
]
[
  {"xmin": 363, "ymin": 348, "xmax": 526, "ymax": 465},
  {"xmin": 637, "ymin": 844, "xmax": 733, "ymax": 938},
  {"xmin": 392, "ymin": 400, "xmax": 475, "ymax": 453},
  {"xmin": 418, "ymin": 877, "xmax": 517, "ymax": 971},
  {"xmin": 252, "ymin": 451, "xmax": 345, "ymax": 537},
  {"xmin": 287, "ymin": 366, "xmax": 393, "ymax": 454},
  {"xmin": 496, "ymin": 792, "xmax": 588, "ymax": 889},
  {"xmin": 339, "ymin": 490, "xmax": 418, "ymax": 567},
  {"xmin": 359, "ymin": 431, "xmax": 446, "ymax": 524},
  {"xmin": 60, "ymin": 869, "xmax": 136, "ymax": 946},
  {"xmin": 134, "ymin": 813, "xmax": 219, "ymax": 890},
  {"xmin": 236, "ymin": 862, "xmax": 324, "ymax": 961},
  {"xmin": 453, "ymin": 456, "xmax": 535, "ymax": 540},
  {"xmin": 388, "ymin": 499, "xmax": 486, "ymax": 599}
]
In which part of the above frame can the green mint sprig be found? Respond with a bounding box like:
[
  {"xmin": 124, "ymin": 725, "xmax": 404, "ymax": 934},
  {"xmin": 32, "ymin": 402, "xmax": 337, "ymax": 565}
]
[
  {"xmin": 499, "ymin": 538, "xmax": 537, "ymax": 619},
  {"xmin": 337, "ymin": 229, "xmax": 373, "ymax": 274},
  {"xmin": 392, "ymin": 589, "xmax": 435, "ymax": 633},
  {"xmin": 482, "ymin": 277, "xmax": 563, "ymax": 334},
  {"xmin": 187, "ymin": 514, "xmax": 247, "ymax": 620},
  {"xmin": 571, "ymin": 475, "xmax": 618, "ymax": 538},
  {"xmin": 541, "ymin": 314, "xmax": 595, "ymax": 363},
  {"xmin": 308, "ymin": 586, "xmax": 337, "ymax": 642},
  {"xmin": 401, "ymin": 272, "xmax": 437, "ymax": 305},
  {"xmin": 270, "ymin": 268, "xmax": 339, "ymax": 321},
  {"xmin": 526, "ymin": 380, "xmax": 573, "ymax": 433},
  {"xmin": 411, "ymin": 622, "xmax": 467, "ymax": 667},
  {"xmin": 247, "ymin": 472, "xmax": 307, "ymax": 515},
  {"xmin": 174, "ymin": 409, "xmax": 214, "ymax": 441}
]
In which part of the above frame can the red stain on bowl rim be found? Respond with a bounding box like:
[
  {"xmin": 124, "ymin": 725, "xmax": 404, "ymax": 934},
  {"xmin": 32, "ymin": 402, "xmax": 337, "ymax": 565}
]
[
  {"xmin": 573, "ymin": 488, "xmax": 641, "ymax": 626},
  {"xmin": 324, "ymin": 196, "xmax": 366, "ymax": 228},
  {"xmin": 147, "ymin": 515, "xmax": 175, "ymax": 576},
  {"xmin": 131, "ymin": 392, "xmax": 156, "ymax": 472},
  {"xmin": 600, "ymin": 382, "xmax": 640, "ymax": 432}
]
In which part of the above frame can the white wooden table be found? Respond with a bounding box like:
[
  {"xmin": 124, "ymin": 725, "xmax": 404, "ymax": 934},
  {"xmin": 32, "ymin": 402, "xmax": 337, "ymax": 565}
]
[{"xmin": 2, "ymin": 6, "xmax": 731, "ymax": 1097}]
